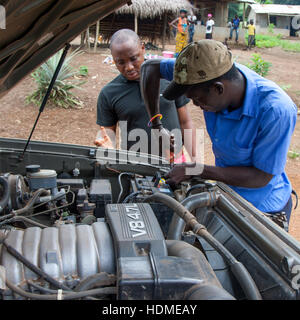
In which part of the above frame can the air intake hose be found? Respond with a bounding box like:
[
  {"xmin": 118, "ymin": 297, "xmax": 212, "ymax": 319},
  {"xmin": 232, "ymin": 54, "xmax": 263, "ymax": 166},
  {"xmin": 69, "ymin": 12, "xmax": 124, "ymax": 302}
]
[
  {"xmin": 144, "ymin": 192, "xmax": 262, "ymax": 300},
  {"xmin": 0, "ymin": 177, "xmax": 9, "ymax": 214}
]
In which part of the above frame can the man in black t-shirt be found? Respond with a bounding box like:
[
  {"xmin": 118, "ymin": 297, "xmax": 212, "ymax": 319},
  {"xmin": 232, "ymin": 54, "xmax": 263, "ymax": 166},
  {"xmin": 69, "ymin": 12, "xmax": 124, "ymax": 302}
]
[{"xmin": 95, "ymin": 29, "xmax": 195, "ymax": 158}]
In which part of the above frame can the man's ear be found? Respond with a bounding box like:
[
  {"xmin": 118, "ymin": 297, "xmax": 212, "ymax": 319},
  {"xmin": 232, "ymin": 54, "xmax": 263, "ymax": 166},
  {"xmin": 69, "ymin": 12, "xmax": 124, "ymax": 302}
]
[
  {"xmin": 213, "ymin": 82, "xmax": 224, "ymax": 95},
  {"xmin": 141, "ymin": 42, "xmax": 145, "ymax": 51}
]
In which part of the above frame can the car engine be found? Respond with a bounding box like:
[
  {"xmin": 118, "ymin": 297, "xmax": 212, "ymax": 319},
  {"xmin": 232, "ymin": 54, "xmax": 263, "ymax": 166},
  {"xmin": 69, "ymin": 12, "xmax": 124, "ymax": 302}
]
[
  {"xmin": 0, "ymin": 143, "xmax": 299, "ymax": 301},
  {"xmin": 0, "ymin": 165, "xmax": 235, "ymax": 300}
]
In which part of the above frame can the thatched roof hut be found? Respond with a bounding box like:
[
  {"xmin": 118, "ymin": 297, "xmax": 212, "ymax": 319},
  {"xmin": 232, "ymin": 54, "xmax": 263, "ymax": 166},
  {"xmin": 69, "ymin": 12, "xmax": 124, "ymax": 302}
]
[
  {"xmin": 97, "ymin": 0, "xmax": 194, "ymax": 48},
  {"xmin": 116, "ymin": 0, "xmax": 193, "ymax": 19}
]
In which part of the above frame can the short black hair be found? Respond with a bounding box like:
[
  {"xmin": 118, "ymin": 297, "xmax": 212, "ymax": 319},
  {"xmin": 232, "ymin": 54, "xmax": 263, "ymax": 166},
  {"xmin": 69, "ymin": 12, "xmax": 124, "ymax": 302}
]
[
  {"xmin": 110, "ymin": 29, "xmax": 140, "ymax": 50},
  {"xmin": 192, "ymin": 64, "xmax": 240, "ymax": 91}
]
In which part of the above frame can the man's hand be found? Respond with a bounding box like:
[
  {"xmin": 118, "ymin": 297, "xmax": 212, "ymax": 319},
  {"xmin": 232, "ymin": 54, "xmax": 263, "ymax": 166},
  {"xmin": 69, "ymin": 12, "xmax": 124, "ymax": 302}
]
[
  {"xmin": 152, "ymin": 125, "xmax": 175, "ymax": 162},
  {"xmin": 94, "ymin": 126, "xmax": 114, "ymax": 149},
  {"xmin": 165, "ymin": 162, "xmax": 197, "ymax": 186}
]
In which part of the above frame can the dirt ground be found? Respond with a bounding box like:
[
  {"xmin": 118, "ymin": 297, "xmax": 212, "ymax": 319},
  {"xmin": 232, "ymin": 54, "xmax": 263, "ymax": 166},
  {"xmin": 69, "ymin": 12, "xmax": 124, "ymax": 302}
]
[{"xmin": 1, "ymin": 43, "xmax": 300, "ymax": 240}]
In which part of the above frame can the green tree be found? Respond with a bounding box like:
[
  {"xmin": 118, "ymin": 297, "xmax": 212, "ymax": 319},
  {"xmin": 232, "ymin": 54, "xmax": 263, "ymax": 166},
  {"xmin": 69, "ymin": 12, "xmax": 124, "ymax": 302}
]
[
  {"xmin": 228, "ymin": 3, "xmax": 244, "ymax": 20},
  {"xmin": 257, "ymin": 0, "xmax": 274, "ymax": 4},
  {"xmin": 273, "ymin": 0, "xmax": 300, "ymax": 4}
]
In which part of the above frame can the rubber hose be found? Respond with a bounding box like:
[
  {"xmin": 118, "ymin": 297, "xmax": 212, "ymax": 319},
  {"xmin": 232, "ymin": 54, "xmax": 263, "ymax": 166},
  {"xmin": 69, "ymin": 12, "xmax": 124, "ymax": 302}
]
[
  {"xmin": 184, "ymin": 283, "xmax": 236, "ymax": 300},
  {"xmin": 74, "ymin": 273, "xmax": 116, "ymax": 292},
  {"xmin": 186, "ymin": 184, "xmax": 206, "ymax": 198},
  {"xmin": 144, "ymin": 192, "xmax": 262, "ymax": 300},
  {"xmin": 13, "ymin": 188, "xmax": 48, "ymax": 216},
  {"xmin": 27, "ymin": 280, "xmax": 97, "ymax": 300},
  {"xmin": 197, "ymin": 230, "xmax": 262, "ymax": 300},
  {"xmin": 0, "ymin": 177, "xmax": 10, "ymax": 213},
  {"xmin": 6, "ymin": 279, "xmax": 116, "ymax": 300},
  {"xmin": 0, "ymin": 216, "xmax": 48, "ymax": 229},
  {"xmin": 122, "ymin": 192, "xmax": 141, "ymax": 203},
  {"xmin": 168, "ymin": 192, "xmax": 218, "ymax": 240}
]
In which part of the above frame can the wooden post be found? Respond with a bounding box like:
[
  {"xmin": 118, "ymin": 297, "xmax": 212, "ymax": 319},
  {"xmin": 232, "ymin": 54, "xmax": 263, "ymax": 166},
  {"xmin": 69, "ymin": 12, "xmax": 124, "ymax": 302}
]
[
  {"xmin": 80, "ymin": 31, "xmax": 85, "ymax": 47},
  {"xmin": 243, "ymin": 2, "xmax": 246, "ymax": 28},
  {"xmin": 162, "ymin": 14, "xmax": 167, "ymax": 50},
  {"xmin": 94, "ymin": 20, "xmax": 100, "ymax": 52},
  {"xmin": 86, "ymin": 27, "xmax": 90, "ymax": 50},
  {"xmin": 134, "ymin": 14, "xmax": 138, "ymax": 34}
]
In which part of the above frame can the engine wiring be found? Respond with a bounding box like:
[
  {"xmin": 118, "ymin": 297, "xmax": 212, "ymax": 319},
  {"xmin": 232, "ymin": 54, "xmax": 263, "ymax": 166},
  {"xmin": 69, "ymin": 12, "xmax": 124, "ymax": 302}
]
[
  {"xmin": 26, "ymin": 189, "xmax": 75, "ymax": 218},
  {"xmin": 117, "ymin": 172, "xmax": 134, "ymax": 203},
  {"xmin": 0, "ymin": 186, "xmax": 74, "ymax": 228}
]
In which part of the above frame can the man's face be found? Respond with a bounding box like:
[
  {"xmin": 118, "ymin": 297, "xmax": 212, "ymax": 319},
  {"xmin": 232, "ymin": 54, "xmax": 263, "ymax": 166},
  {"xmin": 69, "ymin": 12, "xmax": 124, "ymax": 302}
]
[
  {"xmin": 111, "ymin": 40, "xmax": 145, "ymax": 81},
  {"xmin": 180, "ymin": 12, "xmax": 186, "ymax": 18},
  {"xmin": 185, "ymin": 83, "xmax": 227, "ymax": 113}
]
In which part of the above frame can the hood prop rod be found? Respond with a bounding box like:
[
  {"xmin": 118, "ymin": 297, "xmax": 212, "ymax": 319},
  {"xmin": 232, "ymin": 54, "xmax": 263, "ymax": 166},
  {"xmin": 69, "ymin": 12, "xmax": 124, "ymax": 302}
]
[{"xmin": 19, "ymin": 43, "xmax": 71, "ymax": 161}]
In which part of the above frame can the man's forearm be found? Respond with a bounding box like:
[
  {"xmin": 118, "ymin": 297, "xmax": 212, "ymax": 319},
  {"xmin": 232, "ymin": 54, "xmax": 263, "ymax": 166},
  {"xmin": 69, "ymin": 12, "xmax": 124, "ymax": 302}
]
[
  {"xmin": 199, "ymin": 165, "xmax": 273, "ymax": 188},
  {"xmin": 140, "ymin": 59, "xmax": 162, "ymax": 127},
  {"xmin": 180, "ymin": 120, "xmax": 196, "ymax": 160}
]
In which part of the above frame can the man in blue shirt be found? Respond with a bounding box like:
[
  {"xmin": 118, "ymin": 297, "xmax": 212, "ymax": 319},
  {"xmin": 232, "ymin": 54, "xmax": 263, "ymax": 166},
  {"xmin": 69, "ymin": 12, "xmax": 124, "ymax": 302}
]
[
  {"xmin": 230, "ymin": 15, "xmax": 240, "ymax": 42},
  {"xmin": 140, "ymin": 40, "xmax": 297, "ymax": 224}
]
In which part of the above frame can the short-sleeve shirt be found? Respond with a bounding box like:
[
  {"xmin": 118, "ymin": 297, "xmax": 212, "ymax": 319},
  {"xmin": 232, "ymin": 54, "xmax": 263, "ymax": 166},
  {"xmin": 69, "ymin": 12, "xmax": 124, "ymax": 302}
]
[
  {"xmin": 248, "ymin": 24, "xmax": 256, "ymax": 36},
  {"xmin": 97, "ymin": 74, "xmax": 189, "ymax": 152},
  {"xmin": 233, "ymin": 18, "xmax": 240, "ymax": 29},
  {"xmin": 160, "ymin": 58, "xmax": 297, "ymax": 213},
  {"xmin": 206, "ymin": 19, "xmax": 215, "ymax": 34}
]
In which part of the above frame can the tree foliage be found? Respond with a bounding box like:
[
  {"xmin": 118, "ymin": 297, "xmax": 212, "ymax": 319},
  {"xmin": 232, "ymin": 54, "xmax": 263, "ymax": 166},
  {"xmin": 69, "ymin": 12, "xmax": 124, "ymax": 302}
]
[
  {"xmin": 228, "ymin": 3, "xmax": 243, "ymax": 20},
  {"xmin": 258, "ymin": 0, "xmax": 300, "ymax": 4},
  {"xmin": 273, "ymin": 0, "xmax": 300, "ymax": 4}
]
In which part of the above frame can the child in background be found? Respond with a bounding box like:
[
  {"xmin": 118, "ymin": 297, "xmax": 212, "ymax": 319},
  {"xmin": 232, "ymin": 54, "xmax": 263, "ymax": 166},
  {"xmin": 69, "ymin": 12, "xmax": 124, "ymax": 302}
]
[
  {"xmin": 205, "ymin": 13, "xmax": 215, "ymax": 39},
  {"xmin": 247, "ymin": 19, "xmax": 256, "ymax": 50}
]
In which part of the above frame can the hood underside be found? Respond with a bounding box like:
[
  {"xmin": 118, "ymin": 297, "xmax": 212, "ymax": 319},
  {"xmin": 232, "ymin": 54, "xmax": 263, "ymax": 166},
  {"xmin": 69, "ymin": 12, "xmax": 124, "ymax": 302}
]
[{"xmin": 0, "ymin": 0, "xmax": 129, "ymax": 98}]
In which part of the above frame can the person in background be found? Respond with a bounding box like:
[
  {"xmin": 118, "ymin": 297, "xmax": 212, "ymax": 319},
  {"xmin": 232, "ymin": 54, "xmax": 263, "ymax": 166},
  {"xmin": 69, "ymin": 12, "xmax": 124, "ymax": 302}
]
[
  {"xmin": 188, "ymin": 13, "xmax": 197, "ymax": 43},
  {"xmin": 169, "ymin": 9, "xmax": 189, "ymax": 56},
  {"xmin": 230, "ymin": 15, "xmax": 240, "ymax": 43},
  {"xmin": 247, "ymin": 19, "xmax": 256, "ymax": 50},
  {"xmin": 205, "ymin": 13, "xmax": 215, "ymax": 39},
  {"xmin": 227, "ymin": 19, "xmax": 233, "ymax": 29},
  {"xmin": 227, "ymin": 19, "xmax": 233, "ymax": 38}
]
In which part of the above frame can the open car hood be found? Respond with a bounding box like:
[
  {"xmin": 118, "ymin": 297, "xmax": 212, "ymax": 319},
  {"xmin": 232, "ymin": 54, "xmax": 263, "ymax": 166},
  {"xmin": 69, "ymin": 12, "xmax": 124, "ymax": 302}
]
[{"xmin": 0, "ymin": 0, "xmax": 129, "ymax": 98}]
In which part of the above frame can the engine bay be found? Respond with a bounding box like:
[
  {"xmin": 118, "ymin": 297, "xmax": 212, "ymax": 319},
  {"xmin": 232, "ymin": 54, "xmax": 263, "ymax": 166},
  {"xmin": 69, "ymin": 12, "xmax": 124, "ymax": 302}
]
[{"xmin": 0, "ymin": 138, "xmax": 300, "ymax": 300}]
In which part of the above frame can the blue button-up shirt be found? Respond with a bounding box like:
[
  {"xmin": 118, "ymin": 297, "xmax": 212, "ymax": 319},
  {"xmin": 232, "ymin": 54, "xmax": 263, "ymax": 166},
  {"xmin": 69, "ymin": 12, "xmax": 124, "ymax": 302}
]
[{"xmin": 160, "ymin": 59, "xmax": 297, "ymax": 212}]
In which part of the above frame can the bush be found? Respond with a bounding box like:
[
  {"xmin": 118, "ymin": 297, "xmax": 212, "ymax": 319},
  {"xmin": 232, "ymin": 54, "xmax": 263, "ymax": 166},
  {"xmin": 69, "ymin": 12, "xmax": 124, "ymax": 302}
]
[
  {"xmin": 254, "ymin": 34, "xmax": 281, "ymax": 48},
  {"xmin": 246, "ymin": 53, "xmax": 272, "ymax": 77},
  {"xmin": 79, "ymin": 65, "xmax": 88, "ymax": 77},
  {"xmin": 268, "ymin": 23, "xmax": 275, "ymax": 34},
  {"xmin": 248, "ymin": 34, "xmax": 300, "ymax": 52},
  {"xmin": 288, "ymin": 150, "xmax": 300, "ymax": 159},
  {"xmin": 280, "ymin": 40, "xmax": 300, "ymax": 52},
  {"xmin": 26, "ymin": 49, "xmax": 85, "ymax": 109}
]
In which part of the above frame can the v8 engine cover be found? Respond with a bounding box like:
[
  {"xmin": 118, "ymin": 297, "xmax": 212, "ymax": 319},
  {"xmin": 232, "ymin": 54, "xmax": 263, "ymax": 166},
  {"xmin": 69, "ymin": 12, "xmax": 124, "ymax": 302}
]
[{"xmin": 106, "ymin": 203, "xmax": 167, "ymax": 258}]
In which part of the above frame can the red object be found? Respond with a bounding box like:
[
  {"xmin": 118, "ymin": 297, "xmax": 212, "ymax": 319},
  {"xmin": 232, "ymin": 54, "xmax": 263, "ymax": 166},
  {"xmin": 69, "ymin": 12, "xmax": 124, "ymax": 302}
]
[{"xmin": 174, "ymin": 153, "xmax": 187, "ymax": 164}]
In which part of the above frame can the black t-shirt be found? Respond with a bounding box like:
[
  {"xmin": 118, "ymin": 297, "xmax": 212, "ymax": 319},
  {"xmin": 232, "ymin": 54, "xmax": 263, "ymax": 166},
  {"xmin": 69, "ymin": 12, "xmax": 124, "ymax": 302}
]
[{"xmin": 97, "ymin": 74, "xmax": 190, "ymax": 152}]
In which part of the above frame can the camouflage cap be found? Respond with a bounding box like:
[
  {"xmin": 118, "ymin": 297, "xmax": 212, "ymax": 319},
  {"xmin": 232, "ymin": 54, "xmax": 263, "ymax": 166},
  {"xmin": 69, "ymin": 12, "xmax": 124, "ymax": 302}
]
[{"xmin": 163, "ymin": 40, "xmax": 233, "ymax": 100}]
